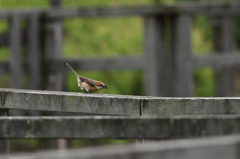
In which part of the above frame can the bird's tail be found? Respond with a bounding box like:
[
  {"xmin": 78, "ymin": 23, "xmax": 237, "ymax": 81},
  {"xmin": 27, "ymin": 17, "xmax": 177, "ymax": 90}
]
[{"xmin": 66, "ymin": 63, "xmax": 80, "ymax": 78}]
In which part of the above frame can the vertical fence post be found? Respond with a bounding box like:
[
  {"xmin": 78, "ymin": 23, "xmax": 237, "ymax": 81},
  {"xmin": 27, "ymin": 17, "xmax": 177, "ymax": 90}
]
[
  {"xmin": 0, "ymin": 110, "xmax": 9, "ymax": 159},
  {"xmin": 47, "ymin": 0, "xmax": 64, "ymax": 91},
  {"xmin": 27, "ymin": 13, "xmax": 41, "ymax": 90},
  {"xmin": 212, "ymin": 15, "xmax": 235, "ymax": 97},
  {"xmin": 9, "ymin": 13, "xmax": 22, "ymax": 89},
  {"xmin": 170, "ymin": 14, "xmax": 193, "ymax": 97},
  {"xmin": 143, "ymin": 16, "xmax": 166, "ymax": 96},
  {"xmin": 45, "ymin": 0, "xmax": 67, "ymax": 150},
  {"xmin": 43, "ymin": 15, "xmax": 60, "ymax": 149},
  {"xmin": 50, "ymin": 0, "xmax": 68, "ymax": 150}
]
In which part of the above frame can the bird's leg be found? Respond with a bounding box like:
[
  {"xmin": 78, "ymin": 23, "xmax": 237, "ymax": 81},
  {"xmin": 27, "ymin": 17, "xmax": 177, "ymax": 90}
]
[{"xmin": 83, "ymin": 89, "xmax": 93, "ymax": 93}]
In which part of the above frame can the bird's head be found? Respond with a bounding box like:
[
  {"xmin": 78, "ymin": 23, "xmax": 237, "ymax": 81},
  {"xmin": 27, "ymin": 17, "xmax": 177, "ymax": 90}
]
[{"xmin": 95, "ymin": 81, "xmax": 108, "ymax": 90}]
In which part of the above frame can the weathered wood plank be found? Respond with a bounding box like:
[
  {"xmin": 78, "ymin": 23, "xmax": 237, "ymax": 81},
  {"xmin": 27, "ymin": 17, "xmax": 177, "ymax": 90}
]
[
  {"xmin": 0, "ymin": 4, "xmax": 240, "ymax": 20},
  {"xmin": 49, "ymin": 0, "xmax": 68, "ymax": 150},
  {"xmin": 50, "ymin": 3, "xmax": 64, "ymax": 91},
  {"xmin": 0, "ymin": 56, "xmax": 143, "ymax": 75},
  {"xmin": 0, "ymin": 88, "xmax": 140, "ymax": 115},
  {"xmin": 2, "ymin": 89, "xmax": 240, "ymax": 116},
  {"xmin": 0, "ymin": 10, "xmax": 43, "ymax": 19},
  {"xmin": 3, "ymin": 52, "xmax": 240, "ymax": 75},
  {"xmin": 44, "ymin": 6, "xmax": 174, "ymax": 19},
  {"xmin": 27, "ymin": 13, "xmax": 41, "ymax": 90},
  {"xmin": 0, "ymin": 110, "xmax": 9, "ymax": 158},
  {"xmin": 1, "ymin": 116, "xmax": 240, "ymax": 139},
  {"xmin": 170, "ymin": 15, "xmax": 193, "ymax": 97},
  {"xmin": 143, "ymin": 16, "xmax": 165, "ymax": 96},
  {"xmin": 9, "ymin": 14, "xmax": 22, "ymax": 89},
  {"xmin": 141, "ymin": 97, "xmax": 240, "ymax": 116},
  {"xmin": 193, "ymin": 53, "xmax": 240, "ymax": 68},
  {"xmin": 45, "ymin": 3, "xmax": 240, "ymax": 19},
  {"xmin": 8, "ymin": 135, "xmax": 240, "ymax": 159},
  {"xmin": 212, "ymin": 15, "xmax": 236, "ymax": 96},
  {"xmin": 55, "ymin": 56, "xmax": 144, "ymax": 71}
]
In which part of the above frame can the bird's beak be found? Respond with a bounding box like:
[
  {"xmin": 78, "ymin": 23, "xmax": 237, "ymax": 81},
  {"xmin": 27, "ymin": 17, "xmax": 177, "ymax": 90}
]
[{"xmin": 103, "ymin": 85, "xmax": 108, "ymax": 89}]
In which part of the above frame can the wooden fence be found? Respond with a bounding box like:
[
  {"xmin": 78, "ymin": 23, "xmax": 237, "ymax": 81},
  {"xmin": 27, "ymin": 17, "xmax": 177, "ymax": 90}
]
[
  {"xmin": 7, "ymin": 135, "xmax": 240, "ymax": 159},
  {"xmin": 1, "ymin": 88, "xmax": 240, "ymax": 158},
  {"xmin": 0, "ymin": 3, "xmax": 240, "ymax": 96},
  {"xmin": 1, "ymin": 3, "xmax": 240, "ymax": 158}
]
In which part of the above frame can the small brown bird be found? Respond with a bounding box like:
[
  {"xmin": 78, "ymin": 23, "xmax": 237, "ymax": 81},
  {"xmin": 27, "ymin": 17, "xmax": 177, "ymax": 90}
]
[{"xmin": 66, "ymin": 63, "xmax": 108, "ymax": 93}]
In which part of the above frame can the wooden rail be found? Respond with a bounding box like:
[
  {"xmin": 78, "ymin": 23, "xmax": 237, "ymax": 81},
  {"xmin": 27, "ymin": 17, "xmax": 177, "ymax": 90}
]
[
  {"xmin": 193, "ymin": 53, "xmax": 240, "ymax": 68},
  {"xmin": 2, "ymin": 52, "xmax": 240, "ymax": 72},
  {"xmin": 7, "ymin": 135, "xmax": 240, "ymax": 159},
  {"xmin": 45, "ymin": 3, "xmax": 240, "ymax": 19},
  {"xmin": 1, "ymin": 115, "xmax": 240, "ymax": 139},
  {"xmin": 0, "ymin": 88, "xmax": 140, "ymax": 116},
  {"xmin": 2, "ymin": 88, "xmax": 240, "ymax": 116}
]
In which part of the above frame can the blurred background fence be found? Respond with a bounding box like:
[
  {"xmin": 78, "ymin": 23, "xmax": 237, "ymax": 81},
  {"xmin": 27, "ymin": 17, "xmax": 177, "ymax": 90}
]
[{"xmin": 1, "ymin": 1, "xmax": 240, "ymax": 97}]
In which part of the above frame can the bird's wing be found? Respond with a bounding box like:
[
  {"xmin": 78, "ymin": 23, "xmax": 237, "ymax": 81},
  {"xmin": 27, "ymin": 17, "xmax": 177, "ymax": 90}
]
[
  {"xmin": 66, "ymin": 63, "xmax": 96, "ymax": 87},
  {"xmin": 79, "ymin": 76, "xmax": 96, "ymax": 87}
]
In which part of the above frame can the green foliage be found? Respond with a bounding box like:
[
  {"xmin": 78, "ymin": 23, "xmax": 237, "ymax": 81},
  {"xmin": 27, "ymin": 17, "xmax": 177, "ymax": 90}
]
[
  {"xmin": 192, "ymin": 15, "xmax": 213, "ymax": 54},
  {"xmin": 62, "ymin": 0, "xmax": 151, "ymax": 7},
  {"xmin": 71, "ymin": 139, "xmax": 134, "ymax": 148},
  {"xmin": 63, "ymin": 17, "xmax": 142, "ymax": 58},
  {"xmin": 0, "ymin": 0, "xmax": 48, "ymax": 8},
  {"xmin": 194, "ymin": 68, "xmax": 215, "ymax": 97},
  {"xmin": 10, "ymin": 139, "xmax": 39, "ymax": 152},
  {"xmin": 192, "ymin": 15, "xmax": 215, "ymax": 97}
]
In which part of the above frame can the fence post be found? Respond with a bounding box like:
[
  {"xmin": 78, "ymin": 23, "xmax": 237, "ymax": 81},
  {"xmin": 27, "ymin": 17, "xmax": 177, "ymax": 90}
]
[
  {"xmin": 212, "ymin": 15, "xmax": 235, "ymax": 97},
  {"xmin": 27, "ymin": 13, "xmax": 41, "ymax": 90},
  {"xmin": 45, "ymin": 0, "xmax": 67, "ymax": 150},
  {"xmin": 143, "ymin": 16, "xmax": 166, "ymax": 96},
  {"xmin": 9, "ymin": 13, "xmax": 22, "ymax": 89},
  {"xmin": 0, "ymin": 110, "xmax": 9, "ymax": 159},
  {"xmin": 170, "ymin": 14, "xmax": 193, "ymax": 97},
  {"xmin": 47, "ymin": 0, "xmax": 64, "ymax": 91}
]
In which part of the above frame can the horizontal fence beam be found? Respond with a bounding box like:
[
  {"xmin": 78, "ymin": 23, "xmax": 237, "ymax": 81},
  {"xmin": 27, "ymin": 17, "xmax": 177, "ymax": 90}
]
[
  {"xmin": 0, "ymin": 10, "xmax": 43, "ymax": 19},
  {"xmin": 2, "ymin": 52, "xmax": 240, "ymax": 74},
  {"xmin": 140, "ymin": 97, "xmax": 240, "ymax": 116},
  {"xmin": 0, "ymin": 88, "xmax": 140, "ymax": 116},
  {"xmin": 55, "ymin": 56, "xmax": 144, "ymax": 71},
  {"xmin": 193, "ymin": 53, "xmax": 240, "ymax": 68},
  {"xmin": 1, "ymin": 116, "xmax": 240, "ymax": 139},
  {"xmin": 8, "ymin": 135, "xmax": 240, "ymax": 159},
  {"xmin": 2, "ymin": 89, "xmax": 240, "ymax": 115},
  {"xmin": 0, "ymin": 4, "xmax": 240, "ymax": 20},
  {"xmin": 0, "ymin": 56, "xmax": 144, "ymax": 74},
  {"xmin": 45, "ymin": 3, "xmax": 240, "ymax": 19}
]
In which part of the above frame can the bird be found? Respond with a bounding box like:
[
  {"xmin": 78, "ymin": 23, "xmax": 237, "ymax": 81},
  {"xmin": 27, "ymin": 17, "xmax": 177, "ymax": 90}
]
[{"xmin": 66, "ymin": 63, "xmax": 108, "ymax": 93}]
